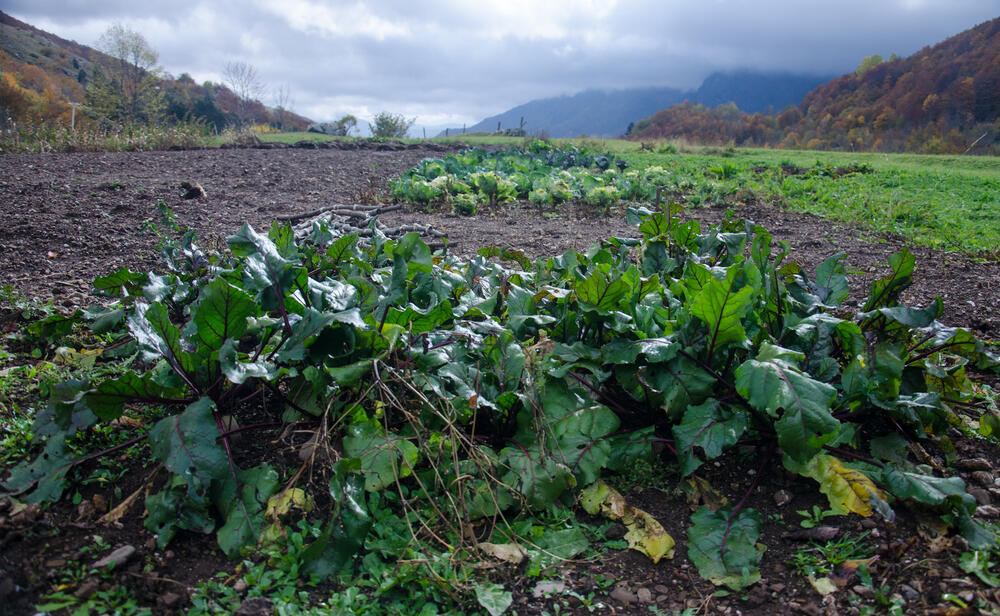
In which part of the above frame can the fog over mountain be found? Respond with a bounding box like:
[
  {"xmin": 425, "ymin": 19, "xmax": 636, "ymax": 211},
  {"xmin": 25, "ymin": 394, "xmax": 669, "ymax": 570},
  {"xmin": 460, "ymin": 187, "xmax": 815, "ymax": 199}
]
[{"xmin": 439, "ymin": 71, "xmax": 831, "ymax": 138}]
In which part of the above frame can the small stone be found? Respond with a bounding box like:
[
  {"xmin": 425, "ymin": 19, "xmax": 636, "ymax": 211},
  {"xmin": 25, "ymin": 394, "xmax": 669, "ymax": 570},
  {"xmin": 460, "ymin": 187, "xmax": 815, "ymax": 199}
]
[
  {"xmin": 977, "ymin": 504, "xmax": 1000, "ymax": 518},
  {"xmin": 654, "ymin": 584, "xmax": 670, "ymax": 594},
  {"xmin": 636, "ymin": 587, "xmax": 653, "ymax": 603},
  {"xmin": 794, "ymin": 602, "xmax": 821, "ymax": 616},
  {"xmin": 783, "ymin": 526, "xmax": 841, "ymax": 541},
  {"xmin": 972, "ymin": 471, "xmax": 995, "ymax": 486},
  {"xmin": 235, "ymin": 596, "xmax": 275, "ymax": 616},
  {"xmin": 852, "ymin": 585, "xmax": 874, "ymax": 599},
  {"xmin": 161, "ymin": 591, "xmax": 184, "ymax": 608},
  {"xmin": 233, "ymin": 579, "xmax": 248, "ymax": 593},
  {"xmin": 74, "ymin": 579, "xmax": 100, "ymax": 599},
  {"xmin": 93, "ymin": 545, "xmax": 136, "ymax": 569},
  {"xmin": 610, "ymin": 586, "xmax": 637, "ymax": 604},
  {"xmin": 969, "ymin": 488, "xmax": 992, "ymax": 506},
  {"xmin": 770, "ymin": 583, "xmax": 786, "ymax": 594},
  {"xmin": 773, "ymin": 489, "xmax": 793, "ymax": 507},
  {"xmin": 899, "ymin": 584, "xmax": 919, "ymax": 601},
  {"xmin": 75, "ymin": 500, "xmax": 96, "ymax": 520},
  {"xmin": 11, "ymin": 503, "xmax": 42, "ymax": 524},
  {"xmin": 956, "ymin": 458, "xmax": 991, "ymax": 471},
  {"xmin": 860, "ymin": 519, "xmax": 877, "ymax": 529}
]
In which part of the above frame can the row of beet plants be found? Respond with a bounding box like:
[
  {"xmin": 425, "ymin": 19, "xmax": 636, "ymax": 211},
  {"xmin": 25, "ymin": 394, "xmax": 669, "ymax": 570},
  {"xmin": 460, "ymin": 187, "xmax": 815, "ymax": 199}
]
[{"xmin": 5, "ymin": 204, "xmax": 999, "ymax": 592}]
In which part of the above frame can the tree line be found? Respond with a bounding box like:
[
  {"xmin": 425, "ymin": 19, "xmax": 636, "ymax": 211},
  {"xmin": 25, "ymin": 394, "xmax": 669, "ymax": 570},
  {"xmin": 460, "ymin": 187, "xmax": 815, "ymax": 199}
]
[{"xmin": 1, "ymin": 23, "xmax": 310, "ymax": 134}]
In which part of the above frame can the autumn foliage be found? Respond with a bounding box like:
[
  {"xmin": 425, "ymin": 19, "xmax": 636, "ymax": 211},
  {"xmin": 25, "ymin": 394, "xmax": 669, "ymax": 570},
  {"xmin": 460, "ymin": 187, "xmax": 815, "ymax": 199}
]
[
  {"xmin": 0, "ymin": 13, "xmax": 310, "ymax": 134},
  {"xmin": 628, "ymin": 18, "xmax": 1000, "ymax": 154}
]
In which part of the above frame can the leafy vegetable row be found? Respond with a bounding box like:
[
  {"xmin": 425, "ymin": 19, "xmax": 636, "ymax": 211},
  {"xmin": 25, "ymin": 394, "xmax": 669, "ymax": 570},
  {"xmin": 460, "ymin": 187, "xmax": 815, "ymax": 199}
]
[
  {"xmin": 6, "ymin": 204, "xmax": 999, "ymax": 593},
  {"xmin": 390, "ymin": 141, "xmax": 662, "ymax": 211}
]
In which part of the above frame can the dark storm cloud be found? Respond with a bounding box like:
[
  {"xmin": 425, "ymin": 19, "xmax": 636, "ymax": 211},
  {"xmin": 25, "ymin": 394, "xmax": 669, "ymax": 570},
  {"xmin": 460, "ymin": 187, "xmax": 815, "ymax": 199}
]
[{"xmin": 6, "ymin": 0, "xmax": 999, "ymax": 129}]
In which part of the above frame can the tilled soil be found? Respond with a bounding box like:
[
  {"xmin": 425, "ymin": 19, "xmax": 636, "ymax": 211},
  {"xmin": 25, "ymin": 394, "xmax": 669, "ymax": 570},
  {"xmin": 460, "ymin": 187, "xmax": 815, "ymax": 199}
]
[{"xmin": 1, "ymin": 144, "xmax": 999, "ymax": 616}]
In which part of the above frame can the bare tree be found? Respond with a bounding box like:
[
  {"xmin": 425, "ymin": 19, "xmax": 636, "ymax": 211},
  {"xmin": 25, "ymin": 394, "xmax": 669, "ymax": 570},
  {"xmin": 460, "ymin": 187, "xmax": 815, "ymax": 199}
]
[
  {"xmin": 273, "ymin": 83, "xmax": 293, "ymax": 131},
  {"xmin": 223, "ymin": 61, "xmax": 264, "ymax": 128},
  {"xmin": 88, "ymin": 23, "xmax": 164, "ymax": 124}
]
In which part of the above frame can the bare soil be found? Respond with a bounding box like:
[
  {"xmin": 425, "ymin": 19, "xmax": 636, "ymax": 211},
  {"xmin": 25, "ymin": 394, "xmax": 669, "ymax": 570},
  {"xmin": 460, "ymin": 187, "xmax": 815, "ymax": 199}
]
[{"xmin": 1, "ymin": 144, "xmax": 999, "ymax": 616}]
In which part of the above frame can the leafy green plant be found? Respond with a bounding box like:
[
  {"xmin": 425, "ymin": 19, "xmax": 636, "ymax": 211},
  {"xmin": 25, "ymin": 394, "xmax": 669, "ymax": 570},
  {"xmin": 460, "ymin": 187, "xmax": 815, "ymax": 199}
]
[
  {"xmin": 5, "ymin": 201, "xmax": 999, "ymax": 599},
  {"xmin": 796, "ymin": 505, "xmax": 839, "ymax": 528},
  {"xmin": 788, "ymin": 531, "xmax": 873, "ymax": 578}
]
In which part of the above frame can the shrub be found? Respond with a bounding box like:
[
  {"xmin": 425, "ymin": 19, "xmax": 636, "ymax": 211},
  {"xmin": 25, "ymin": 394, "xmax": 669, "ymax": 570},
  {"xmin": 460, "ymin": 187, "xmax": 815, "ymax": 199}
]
[{"xmin": 368, "ymin": 111, "xmax": 415, "ymax": 139}]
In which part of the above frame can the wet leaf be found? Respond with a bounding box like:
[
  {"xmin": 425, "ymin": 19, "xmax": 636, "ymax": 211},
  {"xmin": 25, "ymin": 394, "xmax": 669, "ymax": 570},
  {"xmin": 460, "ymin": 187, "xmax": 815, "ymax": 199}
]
[{"xmin": 687, "ymin": 505, "xmax": 765, "ymax": 590}]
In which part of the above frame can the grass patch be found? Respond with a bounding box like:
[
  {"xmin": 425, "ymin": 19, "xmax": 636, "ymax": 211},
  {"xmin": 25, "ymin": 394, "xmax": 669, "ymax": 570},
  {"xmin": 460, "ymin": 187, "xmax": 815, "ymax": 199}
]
[{"xmin": 614, "ymin": 146, "xmax": 1000, "ymax": 255}]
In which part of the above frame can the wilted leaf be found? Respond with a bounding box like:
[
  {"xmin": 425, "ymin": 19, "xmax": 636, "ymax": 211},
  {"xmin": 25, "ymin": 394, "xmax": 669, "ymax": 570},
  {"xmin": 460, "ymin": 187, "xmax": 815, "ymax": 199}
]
[
  {"xmin": 784, "ymin": 454, "xmax": 884, "ymax": 517},
  {"xmin": 580, "ymin": 481, "xmax": 675, "ymax": 563},
  {"xmin": 478, "ymin": 542, "xmax": 527, "ymax": 564}
]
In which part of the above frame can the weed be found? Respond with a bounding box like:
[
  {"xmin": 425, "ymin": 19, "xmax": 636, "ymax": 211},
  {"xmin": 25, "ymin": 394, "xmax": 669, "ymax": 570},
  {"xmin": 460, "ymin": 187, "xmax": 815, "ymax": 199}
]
[
  {"xmin": 788, "ymin": 531, "xmax": 874, "ymax": 578},
  {"xmin": 796, "ymin": 505, "xmax": 839, "ymax": 528},
  {"xmin": 607, "ymin": 456, "xmax": 672, "ymax": 494}
]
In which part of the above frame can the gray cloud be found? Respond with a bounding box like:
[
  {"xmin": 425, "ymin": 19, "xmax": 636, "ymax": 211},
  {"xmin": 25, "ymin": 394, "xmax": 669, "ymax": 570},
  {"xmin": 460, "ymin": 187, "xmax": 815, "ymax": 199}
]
[{"xmin": 6, "ymin": 0, "xmax": 999, "ymax": 131}]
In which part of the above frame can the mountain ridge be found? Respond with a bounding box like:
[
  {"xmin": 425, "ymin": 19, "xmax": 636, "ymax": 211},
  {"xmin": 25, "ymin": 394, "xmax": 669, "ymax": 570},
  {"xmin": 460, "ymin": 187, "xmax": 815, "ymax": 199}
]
[{"xmin": 437, "ymin": 70, "xmax": 831, "ymax": 138}]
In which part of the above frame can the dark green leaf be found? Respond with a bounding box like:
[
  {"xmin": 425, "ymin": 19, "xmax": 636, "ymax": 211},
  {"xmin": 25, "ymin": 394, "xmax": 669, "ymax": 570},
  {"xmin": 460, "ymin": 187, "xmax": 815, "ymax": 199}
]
[
  {"xmin": 674, "ymin": 399, "xmax": 748, "ymax": 476},
  {"xmin": 735, "ymin": 343, "xmax": 839, "ymax": 462},
  {"xmin": 687, "ymin": 505, "xmax": 765, "ymax": 590}
]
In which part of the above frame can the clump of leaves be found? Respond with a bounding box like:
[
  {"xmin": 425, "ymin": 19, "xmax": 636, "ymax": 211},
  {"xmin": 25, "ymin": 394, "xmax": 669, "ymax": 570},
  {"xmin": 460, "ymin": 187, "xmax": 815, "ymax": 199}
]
[
  {"xmin": 5, "ymin": 203, "xmax": 999, "ymax": 598},
  {"xmin": 390, "ymin": 143, "xmax": 633, "ymax": 211}
]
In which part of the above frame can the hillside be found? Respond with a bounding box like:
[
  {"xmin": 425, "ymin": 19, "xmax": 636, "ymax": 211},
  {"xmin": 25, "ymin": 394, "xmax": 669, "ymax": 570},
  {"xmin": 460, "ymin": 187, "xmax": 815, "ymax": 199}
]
[
  {"xmin": 0, "ymin": 10, "xmax": 311, "ymax": 131},
  {"xmin": 628, "ymin": 18, "xmax": 1000, "ymax": 154},
  {"xmin": 437, "ymin": 71, "xmax": 828, "ymax": 138}
]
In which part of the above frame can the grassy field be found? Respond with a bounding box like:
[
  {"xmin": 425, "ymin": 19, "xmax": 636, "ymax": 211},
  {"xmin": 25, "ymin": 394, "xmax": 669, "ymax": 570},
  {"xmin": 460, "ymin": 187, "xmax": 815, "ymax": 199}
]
[{"xmin": 419, "ymin": 135, "xmax": 1000, "ymax": 256}]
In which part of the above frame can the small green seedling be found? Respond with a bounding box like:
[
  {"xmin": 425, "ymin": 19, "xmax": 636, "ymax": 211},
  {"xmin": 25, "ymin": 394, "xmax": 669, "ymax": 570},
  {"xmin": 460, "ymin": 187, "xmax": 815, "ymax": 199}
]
[{"xmin": 796, "ymin": 505, "xmax": 838, "ymax": 528}]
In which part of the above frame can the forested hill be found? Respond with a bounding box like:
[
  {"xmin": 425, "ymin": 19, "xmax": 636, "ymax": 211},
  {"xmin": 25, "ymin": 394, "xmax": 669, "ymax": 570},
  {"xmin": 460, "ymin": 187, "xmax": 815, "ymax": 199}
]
[
  {"xmin": 437, "ymin": 71, "xmax": 828, "ymax": 138},
  {"xmin": 628, "ymin": 17, "xmax": 1000, "ymax": 154},
  {"xmin": 0, "ymin": 10, "xmax": 311, "ymax": 131}
]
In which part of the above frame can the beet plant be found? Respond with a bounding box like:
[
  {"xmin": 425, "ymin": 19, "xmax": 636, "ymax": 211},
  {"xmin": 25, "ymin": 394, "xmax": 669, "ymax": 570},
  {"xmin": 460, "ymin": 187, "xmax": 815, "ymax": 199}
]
[{"xmin": 5, "ymin": 205, "xmax": 999, "ymax": 595}]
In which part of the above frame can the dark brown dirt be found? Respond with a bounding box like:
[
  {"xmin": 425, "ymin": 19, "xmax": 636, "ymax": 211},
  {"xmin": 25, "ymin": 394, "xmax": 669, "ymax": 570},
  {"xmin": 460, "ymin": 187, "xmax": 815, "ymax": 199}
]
[{"xmin": 1, "ymin": 144, "xmax": 999, "ymax": 616}]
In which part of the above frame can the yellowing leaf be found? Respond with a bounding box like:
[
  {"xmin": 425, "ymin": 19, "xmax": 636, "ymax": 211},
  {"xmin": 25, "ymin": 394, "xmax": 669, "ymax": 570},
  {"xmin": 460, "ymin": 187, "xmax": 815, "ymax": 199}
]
[
  {"xmin": 580, "ymin": 480, "xmax": 675, "ymax": 563},
  {"xmin": 580, "ymin": 480, "xmax": 625, "ymax": 518},
  {"xmin": 785, "ymin": 454, "xmax": 883, "ymax": 517},
  {"xmin": 807, "ymin": 574, "xmax": 837, "ymax": 595},
  {"xmin": 621, "ymin": 506, "xmax": 675, "ymax": 564},
  {"xmin": 266, "ymin": 488, "xmax": 314, "ymax": 520}
]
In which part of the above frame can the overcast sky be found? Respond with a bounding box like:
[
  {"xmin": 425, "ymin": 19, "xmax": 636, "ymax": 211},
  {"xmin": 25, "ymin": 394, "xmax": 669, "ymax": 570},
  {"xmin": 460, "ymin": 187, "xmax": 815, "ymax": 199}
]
[{"xmin": 6, "ymin": 1, "xmax": 999, "ymax": 134}]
